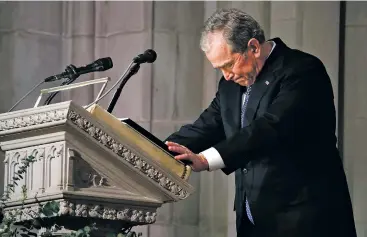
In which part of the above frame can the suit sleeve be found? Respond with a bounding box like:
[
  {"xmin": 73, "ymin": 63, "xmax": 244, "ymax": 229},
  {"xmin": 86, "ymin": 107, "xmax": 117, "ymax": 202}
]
[
  {"xmin": 216, "ymin": 63, "xmax": 333, "ymax": 174},
  {"xmin": 165, "ymin": 79, "xmax": 226, "ymax": 154}
]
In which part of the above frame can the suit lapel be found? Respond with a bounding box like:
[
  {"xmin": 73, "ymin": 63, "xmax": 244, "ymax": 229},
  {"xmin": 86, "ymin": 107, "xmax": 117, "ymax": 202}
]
[
  {"xmin": 233, "ymin": 85, "xmax": 243, "ymax": 130},
  {"xmin": 226, "ymin": 71, "xmax": 274, "ymax": 132},
  {"xmin": 245, "ymin": 71, "xmax": 274, "ymax": 123},
  {"xmin": 244, "ymin": 38, "xmax": 286, "ymax": 122}
]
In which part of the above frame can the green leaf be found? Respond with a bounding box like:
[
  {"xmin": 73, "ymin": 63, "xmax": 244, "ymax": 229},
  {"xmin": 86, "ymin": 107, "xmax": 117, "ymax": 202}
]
[
  {"xmin": 41, "ymin": 206, "xmax": 55, "ymax": 217},
  {"xmin": 42, "ymin": 200, "xmax": 59, "ymax": 216},
  {"xmin": 106, "ymin": 233, "xmax": 116, "ymax": 237},
  {"xmin": 75, "ymin": 229, "xmax": 84, "ymax": 236},
  {"xmin": 117, "ymin": 233, "xmax": 126, "ymax": 237},
  {"xmin": 50, "ymin": 201, "xmax": 60, "ymax": 212}
]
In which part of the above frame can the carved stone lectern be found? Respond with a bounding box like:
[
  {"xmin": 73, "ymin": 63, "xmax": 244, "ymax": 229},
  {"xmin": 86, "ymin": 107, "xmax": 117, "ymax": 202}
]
[{"xmin": 0, "ymin": 100, "xmax": 193, "ymax": 236}]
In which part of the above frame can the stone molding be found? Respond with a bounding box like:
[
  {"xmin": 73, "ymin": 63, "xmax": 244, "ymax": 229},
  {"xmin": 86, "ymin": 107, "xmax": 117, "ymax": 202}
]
[
  {"xmin": 0, "ymin": 108, "xmax": 68, "ymax": 132},
  {"xmin": 4, "ymin": 199, "xmax": 157, "ymax": 225}
]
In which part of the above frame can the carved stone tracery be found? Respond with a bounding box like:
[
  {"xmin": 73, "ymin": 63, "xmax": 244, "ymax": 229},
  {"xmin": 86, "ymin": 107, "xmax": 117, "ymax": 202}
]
[
  {"xmin": 72, "ymin": 155, "xmax": 110, "ymax": 188},
  {"xmin": 4, "ymin": 200, "xmax": 157, "ymax": 224}
]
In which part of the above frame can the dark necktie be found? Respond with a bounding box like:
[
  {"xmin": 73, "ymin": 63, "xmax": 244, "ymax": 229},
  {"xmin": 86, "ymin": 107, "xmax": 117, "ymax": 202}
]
[
  {"xmin": 240, "ymin": 86, "xmax": 255, "ymax": 225},
  {"xmin": 241, "ymin": 86, "xmax": 252, "ymax": 127}
]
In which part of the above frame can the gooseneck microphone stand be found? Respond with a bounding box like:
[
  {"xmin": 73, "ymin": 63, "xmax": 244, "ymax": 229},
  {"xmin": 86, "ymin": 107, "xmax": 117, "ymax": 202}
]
[
  {"xmin": 43, "ymin": 64, "xmax": 79, "ymax": 105},
  {"xmin": 106, "ymin": 63, "xmax": 141, "ymax": 113}
]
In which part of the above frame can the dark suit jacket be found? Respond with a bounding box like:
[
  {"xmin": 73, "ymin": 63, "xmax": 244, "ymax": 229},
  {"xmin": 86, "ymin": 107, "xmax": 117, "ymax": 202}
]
[{"xmin": 165, "ymin": 38, "xmax": 356, "ymax": 237}]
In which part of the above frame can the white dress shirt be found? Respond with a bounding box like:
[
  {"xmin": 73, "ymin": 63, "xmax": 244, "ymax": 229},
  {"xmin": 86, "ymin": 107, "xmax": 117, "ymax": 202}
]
[{"xmin": 202, "ymin": 41, "xmax": 276, "ymax": 171}]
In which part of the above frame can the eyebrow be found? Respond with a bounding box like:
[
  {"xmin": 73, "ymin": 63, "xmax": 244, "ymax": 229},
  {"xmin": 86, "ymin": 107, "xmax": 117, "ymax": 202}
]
[{"xmin": 214, "ymin": 60, "xmax": 233, "ymax": 69}]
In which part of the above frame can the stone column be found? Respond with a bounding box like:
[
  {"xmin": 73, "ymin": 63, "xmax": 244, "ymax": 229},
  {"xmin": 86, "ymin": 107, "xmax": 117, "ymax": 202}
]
[
  {"xmin": 270, "ymin": 1, "xmax": 340, "ymax": 128},
  {"xmin": 343, "ymin": 2, "xmax": 367, "ymax": 235},
  {"xmin": 149, "ymin": 2, "xmax": 204, "ymax": 237},
  {"xmin": 0, "ymin": 1, "xmax": 64, "ymax": 112},
  {"xmin": 60, "ymin": 1, "xmax": 96, "ymax": 106},
  {"xmin": 300, "ymin": 2, "xmax": 340, "ymax": 133},
  {"xmin": 92, "ymin": 1, "xmax": 154, "ymax": 132},
  {"xmin": 269, "ymin": 2, "xmax": 303, "ymax": 49}
]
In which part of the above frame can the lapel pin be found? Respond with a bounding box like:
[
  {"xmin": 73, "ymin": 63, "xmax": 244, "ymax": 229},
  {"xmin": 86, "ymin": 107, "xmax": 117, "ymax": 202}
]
[{"xmin": 265, "ymin": 81, "xmax": 269, "ymax": 85}]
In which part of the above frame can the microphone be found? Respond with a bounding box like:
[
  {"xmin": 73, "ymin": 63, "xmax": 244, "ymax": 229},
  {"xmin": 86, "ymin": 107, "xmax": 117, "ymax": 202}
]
[
  {"xmin": 133, "ymin": 49, "xmax": 157, "ymax": 64},
  {"xmin": 44, "ymin": 57, "xmax": 113, "ymax": 82},
  {"xmin": 106, "ymin": 49, "xmax": 157, "ymax": 113}
]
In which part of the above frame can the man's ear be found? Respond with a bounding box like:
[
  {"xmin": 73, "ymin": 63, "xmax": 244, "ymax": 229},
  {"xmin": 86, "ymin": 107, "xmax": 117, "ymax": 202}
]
[{"xmin": 247, "ymin": 38, "xmax": 261, "ymax": 57}]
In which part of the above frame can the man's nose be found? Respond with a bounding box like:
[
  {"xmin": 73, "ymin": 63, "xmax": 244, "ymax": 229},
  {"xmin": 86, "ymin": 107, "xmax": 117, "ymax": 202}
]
[{"xmin": 222, "ymin": 70, "xmax": 233, "ymax": 81}]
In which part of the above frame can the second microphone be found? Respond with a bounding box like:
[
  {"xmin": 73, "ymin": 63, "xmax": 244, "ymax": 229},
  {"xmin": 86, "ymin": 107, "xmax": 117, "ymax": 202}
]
[{"xmin": 44, "ymin": 57, "xmax": 113, "ymax": 82}]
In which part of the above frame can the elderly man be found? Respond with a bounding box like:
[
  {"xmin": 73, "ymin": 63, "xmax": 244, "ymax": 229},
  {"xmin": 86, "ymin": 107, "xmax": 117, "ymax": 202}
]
[{"xmin": 165, "ymin": 8, "xmax": 356, "ymax": 237}]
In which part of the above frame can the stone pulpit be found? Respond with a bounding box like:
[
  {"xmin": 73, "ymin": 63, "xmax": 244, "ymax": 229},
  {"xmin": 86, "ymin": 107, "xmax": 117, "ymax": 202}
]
[{"xmin": 0, "ymin": 101, "xmax": 194, "ymax": 236}]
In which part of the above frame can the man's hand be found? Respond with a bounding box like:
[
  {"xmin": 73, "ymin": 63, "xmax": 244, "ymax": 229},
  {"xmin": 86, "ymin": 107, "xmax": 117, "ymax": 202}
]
[{"xmin": 165, "ymin": 141, "xmax": 209, "ymax": 172}]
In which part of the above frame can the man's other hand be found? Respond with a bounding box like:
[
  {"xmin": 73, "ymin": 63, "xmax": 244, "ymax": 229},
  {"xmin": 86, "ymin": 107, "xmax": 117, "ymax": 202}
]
[{"xmin": 165, "ymin": 141, "xmax": 209, "ymax": 172}]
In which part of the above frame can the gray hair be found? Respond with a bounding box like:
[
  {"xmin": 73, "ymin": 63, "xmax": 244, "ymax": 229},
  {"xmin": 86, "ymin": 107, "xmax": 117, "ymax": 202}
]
[{"xmin": 200, "ymin": 8, "xmax": 265, "ymax": 54}]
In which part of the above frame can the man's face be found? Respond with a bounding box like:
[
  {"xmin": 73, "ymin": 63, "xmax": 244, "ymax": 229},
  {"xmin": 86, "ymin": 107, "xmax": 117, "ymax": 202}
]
[{"xmin": 205, "ymin": 33, "xmax": 258, "ymax": 87}]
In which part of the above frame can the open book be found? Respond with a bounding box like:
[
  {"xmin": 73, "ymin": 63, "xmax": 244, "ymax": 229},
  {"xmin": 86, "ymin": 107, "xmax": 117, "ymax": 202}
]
[
  {"xmin": 86, "ymin": 104, "xmax": 191, "ymax": 181},
  {"xmin": 118, "ymin": 118, "xmax": 177, "ymax": 157}
]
